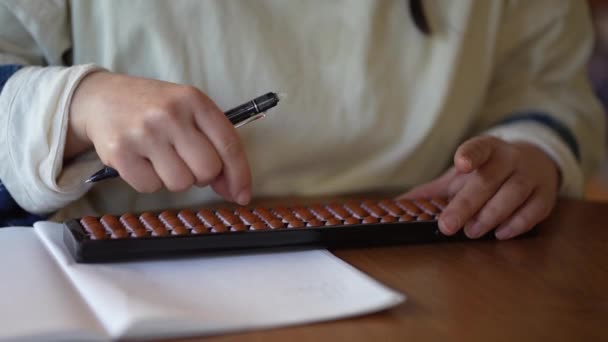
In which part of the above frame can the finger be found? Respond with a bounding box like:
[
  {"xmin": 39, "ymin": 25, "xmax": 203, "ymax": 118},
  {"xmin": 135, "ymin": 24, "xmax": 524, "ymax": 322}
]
[
  {"xmin": 146, "ymin": 142, "xmax": 195, "ymax": 192},
  {"xmin": 113, "ymin": 156, "xmax": 163, "ymax": 193},
  {"xmin": 191, "ymin": 95, "xmax": 252, "ymax": 205},
  {"xmin": 210, "ymin": 172, "xmax": 233, "ymax": 202},
  {"xmin": 446, "ymin": 172, "xmax": 469, "ymax": 199},
  {"xmin": 454, "ymin": 136, "xmax": 499, "ymax": 173},
  {"xmin": 400, "ymin": 168, "xmax": 458, "ymax": 199},
  {"xmin": 173, "ymin": 125, "xmax": 222, "ymax": 186},
  {"xmin": 494, "ymin": 190, "xmax": 554, "ymax": 240},
  {"xmin": 438, "ymin": 152, "xmax": 514, "ymax": 235},
  {"xmin": 463, "ymin": 173, "xmax": 535, "ymax": 239}
]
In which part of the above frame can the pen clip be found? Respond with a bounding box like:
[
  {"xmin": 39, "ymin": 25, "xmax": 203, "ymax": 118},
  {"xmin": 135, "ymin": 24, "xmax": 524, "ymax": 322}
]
[{"xmin": 234, "ymin": 112, "xmax": 266, "ymax": 128}]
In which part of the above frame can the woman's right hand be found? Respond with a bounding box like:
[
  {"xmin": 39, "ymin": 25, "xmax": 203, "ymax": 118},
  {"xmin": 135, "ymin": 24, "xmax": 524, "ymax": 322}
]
[{"xmin": 66, "ymin": 71, "xmax": 251, "ymax": 205}]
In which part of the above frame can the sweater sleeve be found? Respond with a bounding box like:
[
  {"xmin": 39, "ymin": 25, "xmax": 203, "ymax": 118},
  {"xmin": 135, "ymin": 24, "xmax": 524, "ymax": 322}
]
[
  {"xmin": 475, "ymin": 0, "xmax": 606, "ymax": 198},
  {"xmin": 0, "ymin": 63, "xmax": 42, "ymax": 226},
  {"xmin": 0, "ymin": 1, "xmax": 104, "ymax": 215}
]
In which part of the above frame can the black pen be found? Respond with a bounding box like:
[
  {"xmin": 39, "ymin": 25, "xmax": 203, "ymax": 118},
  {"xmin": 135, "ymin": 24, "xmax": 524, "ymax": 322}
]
[{"xmin": 85, "ymin": 92, "xmax": 281, "ymax": 183}]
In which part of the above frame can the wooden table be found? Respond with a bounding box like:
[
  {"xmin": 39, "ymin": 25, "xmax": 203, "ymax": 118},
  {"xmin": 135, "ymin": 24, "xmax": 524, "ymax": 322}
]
[{"xmin": 177, "ymin": 199, "xmax": 608, "ymax": 341}]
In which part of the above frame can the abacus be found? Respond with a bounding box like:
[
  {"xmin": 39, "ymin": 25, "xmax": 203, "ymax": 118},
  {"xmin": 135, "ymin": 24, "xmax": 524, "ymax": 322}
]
[{"xmin": 63, "ymin": 197, "xmax": 476, "ymax": 263}]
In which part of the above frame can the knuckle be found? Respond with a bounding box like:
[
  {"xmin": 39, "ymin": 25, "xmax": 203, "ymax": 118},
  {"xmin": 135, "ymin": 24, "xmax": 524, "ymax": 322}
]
[
  {"xmin": 219, "ymin": 135, "xmax": 244, "ymax": 159},
  {"xmin": 142, "ymin": 109, "xmax": 166, "ymax": 129},
  {"xmin": 130, "ymin": 123, "xmax": 155, "ymax": 142},
  {"xmin": 165, "ymin": 174, "xmax": 195, "ymax": 192},
  {"xmin": 509, "ymin": 176, "xmax": 534, "ymax": 196},
  {"xmin": 476, "ymin": 170, "xmax": 497, "ymax": 190},
  {"xmin": 475, "ymin": 169, "xmax": 489, "ymax": 183},
  {"xmin": 194, "ymin": 158, "xmax": 222, "ymax": 184},
  {"xmin": 143, "ymin": 104, "xmax": 181, "ymax": 128},
  {"xmin": 178, "ymin": 85, "xmax": 203, "ymax": 100},
  {"xmin": 103, "ymin": 137, "xmax": 131, "ymax": 162},
  {"xmin": 133, "ymin": 180, "xmax": 163, "ymax": 193},
  {"xmin": 507, "ymin": 145, "xmax": 523, "ymax": 163},
  {"xmin": 447, "ymin": 178, "xmax": 464, "ymax": 197}
]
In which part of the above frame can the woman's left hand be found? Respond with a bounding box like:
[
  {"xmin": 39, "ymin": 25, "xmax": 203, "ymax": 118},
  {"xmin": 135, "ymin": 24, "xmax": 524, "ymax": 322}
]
[{"xmin": 400, "ymin": 135, "xmax": 560, "ymax": 240}]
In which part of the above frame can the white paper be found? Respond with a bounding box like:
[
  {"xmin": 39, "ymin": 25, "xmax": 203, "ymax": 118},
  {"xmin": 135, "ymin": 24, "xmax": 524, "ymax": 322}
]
[
  {"xmin": 0, "ymin": 227, "xmax": 107, "ymax": 342},
  {"xmin": 35, "ymin": 221, "xmax": 405, "ymax": 340}
]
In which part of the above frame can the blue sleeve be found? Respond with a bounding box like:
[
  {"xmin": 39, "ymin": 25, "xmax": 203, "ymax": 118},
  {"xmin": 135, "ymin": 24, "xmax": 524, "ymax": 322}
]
[
  {"xmin": 0, "ymin": 64, "xmax": 23, "ymax": 90},
  {"xmin": 0, "ymin": 64, "xmax": 48, "ymax": 226},
  {"xmin": 498, "ymin": 111, "xmax": 581, "ymax": 162}
]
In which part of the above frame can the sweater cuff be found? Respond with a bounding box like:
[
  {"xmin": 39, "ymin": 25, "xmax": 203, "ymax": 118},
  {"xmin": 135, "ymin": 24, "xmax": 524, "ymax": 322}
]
[
  {"xmin": 0, "ymin": 64, "xmax": 104, "ymax": 214},
  {"xmin": 484, "ymin": 121, "xmax": 583, "ymax": 198}
]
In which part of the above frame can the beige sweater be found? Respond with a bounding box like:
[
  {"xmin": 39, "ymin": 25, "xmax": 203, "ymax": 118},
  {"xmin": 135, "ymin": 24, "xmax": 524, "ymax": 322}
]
[{"xmin": 0, "ymin": 0, "xmax": 604, "ymax": 219}]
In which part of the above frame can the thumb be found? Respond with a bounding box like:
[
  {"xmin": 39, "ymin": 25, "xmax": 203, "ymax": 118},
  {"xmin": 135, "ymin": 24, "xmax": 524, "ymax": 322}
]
[
  {"xmin": 454, "ymin": 135, "xmax": 498, "ymax": 173},
  {"xmin": 399, "ymin": 167, "xmax": 457, "ymax": 199}
]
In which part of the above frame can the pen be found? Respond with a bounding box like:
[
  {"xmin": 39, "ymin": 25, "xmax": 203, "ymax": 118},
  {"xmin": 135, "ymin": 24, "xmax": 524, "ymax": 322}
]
[{"xmin": 85, "ymin": 91, "xmax": 281, "ymax": 183}]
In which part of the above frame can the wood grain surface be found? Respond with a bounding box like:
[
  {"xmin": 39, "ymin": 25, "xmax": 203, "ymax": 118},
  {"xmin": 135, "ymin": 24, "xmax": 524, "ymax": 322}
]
[{"xmin": 168, "ymin": 198, "xmax": 608, "ymax": 342}]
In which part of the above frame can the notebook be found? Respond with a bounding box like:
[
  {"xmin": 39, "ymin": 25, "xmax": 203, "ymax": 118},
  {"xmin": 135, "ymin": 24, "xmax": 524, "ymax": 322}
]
[{"xmin": 0, "ymin": 222, "xmax": 404, "ymax": 341}]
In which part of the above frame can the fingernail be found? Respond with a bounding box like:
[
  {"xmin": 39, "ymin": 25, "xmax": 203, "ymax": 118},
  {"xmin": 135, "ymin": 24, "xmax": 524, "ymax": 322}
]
[
  {"xmin": 463, "ymin": 157, "xmax": 473, "ymax": 170},
  {"xmin": 440, "ymin": 215, "xmax": 460, "ymax": 234},
  {"xmin": 466, "ymin": 223, "xmax": 483, "ymax": 239},
  {"xmin": 457, "ymin": 155, "xmax": 473, "ymax": 172},
  {"xmin": 495, "ymin": 228, "xmax": 511, "ymax": 240},
  {"xmin": 236, "ymin": 188, "xmax": 251, "ymax": 206}
]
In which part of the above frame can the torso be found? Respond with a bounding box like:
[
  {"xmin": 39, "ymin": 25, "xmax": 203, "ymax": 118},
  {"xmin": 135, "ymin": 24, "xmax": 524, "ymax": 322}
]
[{"xmin": 68, "ymin": 0, "xmax": 499, "ymax": 214}]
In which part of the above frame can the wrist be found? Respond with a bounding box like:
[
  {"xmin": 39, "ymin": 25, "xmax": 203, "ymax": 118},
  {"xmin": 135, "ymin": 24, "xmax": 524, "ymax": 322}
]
[
  {"xmin": 64, "ymin": 70, "xmax": 108, "ymax": 160},
  {"xmin": 513, "ymin": 141, "xmax": 562, "ymax": 190}
]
